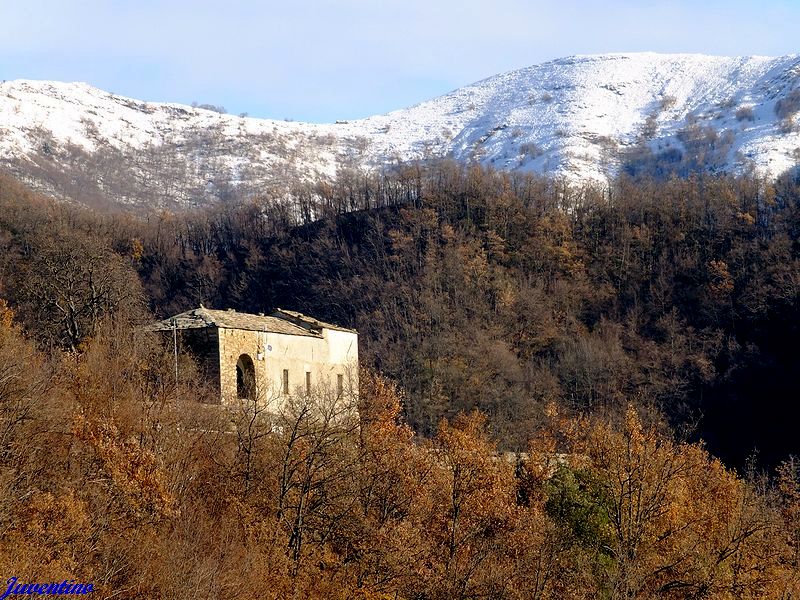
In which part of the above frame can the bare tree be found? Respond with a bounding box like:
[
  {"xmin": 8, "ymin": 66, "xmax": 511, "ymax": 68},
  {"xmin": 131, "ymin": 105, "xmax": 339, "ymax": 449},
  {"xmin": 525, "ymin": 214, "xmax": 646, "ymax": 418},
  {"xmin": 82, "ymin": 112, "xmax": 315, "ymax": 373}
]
[{"xmin": 14, "ymin": 228, "xmax": 144, "ymax": 351}]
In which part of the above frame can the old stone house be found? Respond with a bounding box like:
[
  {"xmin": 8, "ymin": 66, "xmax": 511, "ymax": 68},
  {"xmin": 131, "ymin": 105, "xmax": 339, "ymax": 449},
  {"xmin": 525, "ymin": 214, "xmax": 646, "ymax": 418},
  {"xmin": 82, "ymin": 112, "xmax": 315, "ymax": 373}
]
[{"xmin": 150, "ymin": 306, "xmax": 358, "ymax": 406}]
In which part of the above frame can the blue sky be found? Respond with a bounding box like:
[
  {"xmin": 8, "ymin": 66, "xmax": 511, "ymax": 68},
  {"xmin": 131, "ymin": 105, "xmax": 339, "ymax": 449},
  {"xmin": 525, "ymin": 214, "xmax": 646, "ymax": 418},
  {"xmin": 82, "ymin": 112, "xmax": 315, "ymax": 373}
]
[{"xmin": 1, "ymin": 1, "xmax": 797, "ymax": 122}]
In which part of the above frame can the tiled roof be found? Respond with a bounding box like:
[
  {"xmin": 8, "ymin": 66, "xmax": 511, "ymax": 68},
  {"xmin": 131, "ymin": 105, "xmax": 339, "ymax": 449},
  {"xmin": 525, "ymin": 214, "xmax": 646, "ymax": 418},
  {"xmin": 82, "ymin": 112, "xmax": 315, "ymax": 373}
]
[
  {"xmin": 272, "ymin": 308, "xmax": 357, "ymax": 333},
  {"xmin": 148, "ymin": 307, "xmax": 322, "ymax": 337}
]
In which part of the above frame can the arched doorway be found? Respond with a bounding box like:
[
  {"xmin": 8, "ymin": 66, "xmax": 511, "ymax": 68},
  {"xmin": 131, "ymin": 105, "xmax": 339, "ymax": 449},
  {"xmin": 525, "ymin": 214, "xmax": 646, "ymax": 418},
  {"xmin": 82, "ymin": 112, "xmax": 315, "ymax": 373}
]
[{"xmin": 236, "ymin": 354, "xmax": 256, "ymax": 400}]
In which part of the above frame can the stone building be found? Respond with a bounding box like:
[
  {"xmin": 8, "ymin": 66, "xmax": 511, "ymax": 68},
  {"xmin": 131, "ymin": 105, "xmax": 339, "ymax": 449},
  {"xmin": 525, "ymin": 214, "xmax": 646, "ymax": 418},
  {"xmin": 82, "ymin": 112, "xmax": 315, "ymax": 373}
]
[{"xmin": 150, "ymin": 306, "xmax": 358, "ymax": 407}]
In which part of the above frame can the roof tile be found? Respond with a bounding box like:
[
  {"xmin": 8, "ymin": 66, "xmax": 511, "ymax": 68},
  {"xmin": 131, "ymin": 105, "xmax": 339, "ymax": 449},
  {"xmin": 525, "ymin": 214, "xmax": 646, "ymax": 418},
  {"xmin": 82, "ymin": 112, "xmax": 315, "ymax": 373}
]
[{"xmin": 148, "ymin": 307, "xmax": 322, "ymax": 337}]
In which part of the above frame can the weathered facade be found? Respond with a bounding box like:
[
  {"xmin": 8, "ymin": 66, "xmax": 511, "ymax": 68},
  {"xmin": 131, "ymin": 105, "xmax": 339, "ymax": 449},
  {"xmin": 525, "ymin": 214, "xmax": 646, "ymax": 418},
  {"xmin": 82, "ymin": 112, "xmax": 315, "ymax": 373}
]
[{"xmin": 150, "ymin": 307, "xmax": 358, "ymax": 408}]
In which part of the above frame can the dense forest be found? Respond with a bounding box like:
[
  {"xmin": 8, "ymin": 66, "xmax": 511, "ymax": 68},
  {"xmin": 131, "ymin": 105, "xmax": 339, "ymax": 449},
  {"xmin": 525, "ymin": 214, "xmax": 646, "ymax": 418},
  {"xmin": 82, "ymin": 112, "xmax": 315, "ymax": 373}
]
[{"xmin": 1, "ymin": 162, "xmax": 800, "ymax": 597}]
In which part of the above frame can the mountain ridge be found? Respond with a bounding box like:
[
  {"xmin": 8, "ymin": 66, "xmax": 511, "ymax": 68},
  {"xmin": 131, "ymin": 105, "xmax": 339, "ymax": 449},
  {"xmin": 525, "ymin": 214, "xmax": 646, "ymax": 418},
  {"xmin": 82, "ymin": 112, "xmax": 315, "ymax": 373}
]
[{"xmin": 1, "ymin": 52, "xmax": 799, "ymax": 210}]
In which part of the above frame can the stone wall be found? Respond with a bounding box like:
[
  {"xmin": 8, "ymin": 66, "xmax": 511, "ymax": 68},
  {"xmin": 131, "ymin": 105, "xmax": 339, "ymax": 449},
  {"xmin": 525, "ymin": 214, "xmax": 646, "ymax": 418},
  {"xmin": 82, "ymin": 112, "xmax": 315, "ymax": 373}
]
[
  {"xmin": 217, "ymin": 328, "xmax": 258, "ymax": 404},
  {"xmin": 216, "ymin": 326, "xmax": 358, "ymax": 409}
]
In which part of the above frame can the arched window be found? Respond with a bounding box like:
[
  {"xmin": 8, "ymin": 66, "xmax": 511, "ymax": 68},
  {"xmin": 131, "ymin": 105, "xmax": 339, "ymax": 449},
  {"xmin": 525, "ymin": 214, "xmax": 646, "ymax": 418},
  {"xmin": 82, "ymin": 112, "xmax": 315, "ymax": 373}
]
[{"xmin": 236, "ymin": 354, "xmax": 256, "ymax": 400}]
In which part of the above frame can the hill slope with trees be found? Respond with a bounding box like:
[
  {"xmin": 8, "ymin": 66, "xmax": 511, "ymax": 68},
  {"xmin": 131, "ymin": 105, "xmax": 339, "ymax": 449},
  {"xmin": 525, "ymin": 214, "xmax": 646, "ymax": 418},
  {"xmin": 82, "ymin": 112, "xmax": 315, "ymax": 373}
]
[{"xmin": 0, "ymin": 164, "xmax": 800, "ymax": 597}]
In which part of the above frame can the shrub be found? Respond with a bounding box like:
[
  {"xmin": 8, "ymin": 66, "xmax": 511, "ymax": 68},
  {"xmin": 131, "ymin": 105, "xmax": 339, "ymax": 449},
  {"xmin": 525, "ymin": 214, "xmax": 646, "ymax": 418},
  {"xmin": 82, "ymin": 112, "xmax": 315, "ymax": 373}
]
[
  {"xmin": 778, "ymin": 117, "xmax": 797, "ymax": 134},
  {"xmin": 519, "ymin": 142, "xmax": 544, "ymax": 159},
  {"xmin": 641, "ymin": 114, "xmax": 658, "ymax": 139},
  {"xmin": 191, "ymin": 102, "xmax": 226, "ymax": 114},
  {"xmin": 660, "ymin": 95, "xmax": 677, "ymax": 110},
  {"xmin": 736, "ymin": 106, "xmax": 755, "ymax": 122},
  {"xmin": 775, "ymin": 88, "xmax": 800, "ymax": 119}
]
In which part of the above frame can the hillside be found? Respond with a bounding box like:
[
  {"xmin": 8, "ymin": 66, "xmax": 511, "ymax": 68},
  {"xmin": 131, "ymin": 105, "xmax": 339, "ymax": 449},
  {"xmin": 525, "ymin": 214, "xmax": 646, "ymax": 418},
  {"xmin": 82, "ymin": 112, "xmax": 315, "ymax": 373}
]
[
  {"xmin": 1, "ymin": 53, "xmax": 800, "ymax": 209},
  {"xmin": 1, "ymin": 165, "xmax": 800, "ymax": 596}
]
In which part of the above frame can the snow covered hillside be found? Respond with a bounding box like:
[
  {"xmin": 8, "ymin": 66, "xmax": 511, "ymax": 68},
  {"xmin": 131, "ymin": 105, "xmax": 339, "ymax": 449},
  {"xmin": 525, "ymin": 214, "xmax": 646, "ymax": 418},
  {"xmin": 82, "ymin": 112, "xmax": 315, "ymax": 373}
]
[{"xmin": 1, "ymin": 53, "xmax": 799, "ymax": 210}]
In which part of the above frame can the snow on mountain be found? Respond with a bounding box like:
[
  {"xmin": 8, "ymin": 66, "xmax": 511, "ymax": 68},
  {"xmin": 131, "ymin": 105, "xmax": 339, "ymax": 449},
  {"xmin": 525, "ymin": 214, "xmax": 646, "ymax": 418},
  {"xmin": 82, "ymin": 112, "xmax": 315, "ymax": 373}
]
[
  {"xmin": 356, "ymin": 53, "xmax": 800, "ymax": 180},
  {"xmin": 1, "ymin": 52, "xmax": 799, "ymax": 210}
]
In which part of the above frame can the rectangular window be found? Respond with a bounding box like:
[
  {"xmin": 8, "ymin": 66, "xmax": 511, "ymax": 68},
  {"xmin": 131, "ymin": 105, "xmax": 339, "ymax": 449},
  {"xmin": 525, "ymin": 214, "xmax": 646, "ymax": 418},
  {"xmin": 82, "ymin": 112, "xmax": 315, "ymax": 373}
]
[
  {"xmin": 337, "ymin": 374, "xmax": 344, "ymax": 398},
  {"xmin": 282, "ymin": 369, "xmax": 289, "ymax": 395},
  {"xmin": 305, "ymin": 371, "xmax": 312, "ymax": 396}
]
